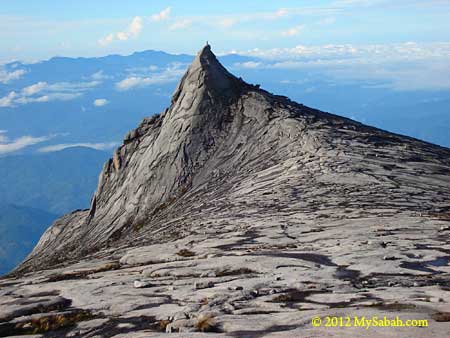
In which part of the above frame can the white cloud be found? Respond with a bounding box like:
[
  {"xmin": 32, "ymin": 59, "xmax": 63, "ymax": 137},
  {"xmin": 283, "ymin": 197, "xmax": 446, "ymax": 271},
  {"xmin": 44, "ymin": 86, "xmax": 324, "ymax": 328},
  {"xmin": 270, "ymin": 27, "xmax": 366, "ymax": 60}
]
[
  {"xmin": 281, "ymin": 25, "xmax": 304, "ymax": 37},
  {"xmin": 0, "ymin": 68, "xmax": 26, "ymax": 84},
  {"xmin": 332, "ymin": 0, "xmax": 387, "ymax": 7},
  {"xmin": 0, "ymin": 132, "xmax": 51, "ymax": 155},
  {"xmin": 239, "ymin": 42, "xmax": 450, "ymax": 61},
  {"xmin": 229, "ymin": 8, "xmax": 293, "ymax": 24},
  {"xmin": 98, "ymin": 16, "xmax": 143, "ymax": 46},
  {"xmin": 116, "ymin": 31, "xmax": 128, "ymax": 41},
  {"xmin": 115, "ymin": 63, "xmax": 187, "ymax": 91},
  {"xmin": 126, "ymin": 65, "xmax": 158, "ymax": 72},
  {"xmin": 90, "ymin": 70, "xmax": 111, "ymax": 80},
  {"xmin": 15, "ymin": 95, "xmax": 50, "ymax": 104},
  {"xmin": 273, "ymin": 8, "xmax": 289, "ymax": 18},
  {"xmin": 235, "ymin": 42, "xmax": 450, "ymax": 91},
  {"xmin": 98, "ymin": 33, "xmax": 114, "ymax": 46},
  {"xmin": 48, "ymin": 93, "xmax": 81, "ymax": 100},
  {"xmin": 150, "ymin": 7, "xmax": 171, "ymax": 22},
  {"xmin": 114, "ymin": 16, "xmax": 143, "ymax": 41},
  {"xmin": 14, "ymin": 93, "xmax": 82, "ymax": 105},
  {"xmin": 22, "ymin": 81, "xmax": 47, "ymax": 96},
  {"xmin": 46, "ymin": 81, "xmax": 100, "ymax": 92},
  {"xmin": 96, "ymin": 5, "xmax": 334, "ymax": 43},
  {"xmin": 0, "ymin": 80, "xmax": 100, "ymax": 107},
  {"xmin": 93, "ymin": 98, "xmax": 109, "ymax": 107},
  {"xmin": 318, "ymin": 17, "xmax": 336, "ymax": 25},
  {"xmin": 219, "ymin": 18, "xmax": 237, "ymax": 28},
  {"xmin": 0, "ymin": 91, "xmax": 18, "ymax": 107},
  {"xmin": 163, "ymin": 7, "xmax": 310, "ymax": 32},
  {"xmin": 38, "ymin": 142, "xmax": 118, "ymax": 153},
  {"xmin": 169, "ymin": 19, "xmax": 192, "ymax": 31},
  {"xmin": 116, "ymin": 77, "xmax": 143, "ymax": 90},
  {"xmin": 21, "ymin": 81, "xmax": 100, "ymax": 95},
  {"xmin": 233, "ymin": 61, "xmax": 263, "ymax": 69},
  {"xmin": 129, "ymin": 16, "xmax": 143, "ymax": 35}
]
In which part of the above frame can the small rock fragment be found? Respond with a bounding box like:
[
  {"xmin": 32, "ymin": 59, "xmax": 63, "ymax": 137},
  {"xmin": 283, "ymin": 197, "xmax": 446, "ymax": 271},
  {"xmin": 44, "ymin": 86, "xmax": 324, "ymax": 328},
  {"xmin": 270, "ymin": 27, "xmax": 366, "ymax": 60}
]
[
  {"xmin": 194, "ymin": 281, "xmax": 214, "ymax": 289},
  {"xmin": 134, "ymin": 280, "xmax": 151, "ymax": 288},
  {"xmin": 166, "ymin": 319, "xmax": 196, "ymax": 333},
  {"xmin": 173, "ymin": 312, "xmax": 189, "ymax": 321},
  {"xmin": 200, "ymin": 271, "xmax": 216, "ymax": 278},
  {"xmin": 431, "ymin": 312, "xmax": 450, "ymax": 322}
]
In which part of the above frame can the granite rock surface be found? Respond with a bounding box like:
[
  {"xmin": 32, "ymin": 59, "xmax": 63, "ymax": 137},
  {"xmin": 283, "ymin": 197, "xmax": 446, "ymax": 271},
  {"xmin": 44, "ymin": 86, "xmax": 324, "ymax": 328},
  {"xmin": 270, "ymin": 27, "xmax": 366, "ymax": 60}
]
[{"xmin": 1, "ymin": 45, "xmax": 449, "ymax": 337}]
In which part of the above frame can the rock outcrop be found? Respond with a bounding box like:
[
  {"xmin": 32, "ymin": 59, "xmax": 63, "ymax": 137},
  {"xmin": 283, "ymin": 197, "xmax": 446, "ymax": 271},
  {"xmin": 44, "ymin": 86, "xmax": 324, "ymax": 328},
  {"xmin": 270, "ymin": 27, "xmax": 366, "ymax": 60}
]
[{"xmin": 1, "ymin": 45, "xmax": 450, "ymax": 337}]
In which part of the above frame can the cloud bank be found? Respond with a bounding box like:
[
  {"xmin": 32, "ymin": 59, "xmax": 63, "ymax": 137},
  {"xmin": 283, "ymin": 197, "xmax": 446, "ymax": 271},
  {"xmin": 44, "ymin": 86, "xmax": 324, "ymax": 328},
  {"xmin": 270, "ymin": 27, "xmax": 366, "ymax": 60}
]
[
  {"xmin": 38, "ymin": 142, "xmax": 118, "ymax": 153},
  {"xmin": 0, "ymin": 80, "xmax": 100, "ymax": 108},
  {"xmin": 99, "ymin": 7, "xmax": 171, "ymax": 46},
  {"xmin": 0, "ymin": 68, "xmax": 26, "ymax": 84},
  {"xmin": 116, "ymin": 63, "xmax": 187, "ymax": 91},
  {"xmin": 99, "ymin": 16, "xmax": 143, "ymax": 46},
  {"xmin": 235, "ymin": 42, "xmax": 450, "ymax": 91},
  {"xmin": 0, "ymin": 131, "xmax": 51, "ymax": 155},
  {"xmin": 93, "ymin": 98, "xmax": 109, "ymax": 107},
  {"xmin": 150, "ymin": 7, "xmax": 171, "ymax": 22}
]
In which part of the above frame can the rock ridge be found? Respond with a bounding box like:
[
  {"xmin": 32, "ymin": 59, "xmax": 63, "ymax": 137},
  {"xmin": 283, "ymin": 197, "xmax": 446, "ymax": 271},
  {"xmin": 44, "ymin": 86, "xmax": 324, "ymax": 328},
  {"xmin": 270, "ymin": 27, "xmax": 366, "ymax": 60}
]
[{"xmin": 14, "ymin": 45, "xmax": 450, "ymax": 275}]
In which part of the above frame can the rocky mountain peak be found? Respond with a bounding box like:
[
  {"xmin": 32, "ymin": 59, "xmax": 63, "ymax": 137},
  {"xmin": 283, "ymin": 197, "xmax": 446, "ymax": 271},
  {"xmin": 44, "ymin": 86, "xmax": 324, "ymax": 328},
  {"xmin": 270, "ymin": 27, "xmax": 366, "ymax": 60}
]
[
  {"xmin": 14, "ymin": 45, "xmax": 450, "ymax": 279},
  {"xmin": 3, "ymin": 44, "xmax": 450, "ymax": 337},
  {"xmin": 169, "ymin": 44, "xmax": 243, "ymax": 121},
  {"xmin": 173, "ymin": 43, "xmax": 239, "ymax": 98}
]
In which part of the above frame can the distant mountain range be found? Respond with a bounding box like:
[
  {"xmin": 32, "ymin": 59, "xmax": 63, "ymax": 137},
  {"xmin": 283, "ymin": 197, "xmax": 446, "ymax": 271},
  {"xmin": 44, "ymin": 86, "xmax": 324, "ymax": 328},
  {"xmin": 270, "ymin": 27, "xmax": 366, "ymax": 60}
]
[
  {"xmin": 0, "ymin": 147, "xmax": 110, "ymax": 215},
  {"xmin": 0, "ymin": 51, "xmax": 255, "ymax": 157},
  {"xmin": 0, "ymin": 147, "xmax": 109, "ymax": 275},
  {"xmin": 0, "ymin": 203, "xmax": 57, "ymax": 275},
  {"xmin": 1, "ymin": 49, "xmax": 449, "ymax": 156}
]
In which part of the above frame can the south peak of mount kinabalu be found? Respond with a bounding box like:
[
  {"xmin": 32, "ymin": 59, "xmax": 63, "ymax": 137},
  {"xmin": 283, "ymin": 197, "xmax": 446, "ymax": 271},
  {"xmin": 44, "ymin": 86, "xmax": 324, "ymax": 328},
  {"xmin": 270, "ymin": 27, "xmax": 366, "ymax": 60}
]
[
  {"xmin": 14, "ymin": 44, "xmax": 450, "ymax": 274},
  {"xmin": 3, "ymin": 44, "xmax": 450, "ymax": 338}
]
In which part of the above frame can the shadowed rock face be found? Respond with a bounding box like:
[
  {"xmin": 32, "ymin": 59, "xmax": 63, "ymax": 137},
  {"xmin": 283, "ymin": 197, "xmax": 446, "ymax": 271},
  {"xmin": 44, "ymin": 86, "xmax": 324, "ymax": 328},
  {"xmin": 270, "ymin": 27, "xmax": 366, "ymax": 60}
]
[{"xmin": 3, "ymin": 45, "xmax": 450, "ymax": 338}]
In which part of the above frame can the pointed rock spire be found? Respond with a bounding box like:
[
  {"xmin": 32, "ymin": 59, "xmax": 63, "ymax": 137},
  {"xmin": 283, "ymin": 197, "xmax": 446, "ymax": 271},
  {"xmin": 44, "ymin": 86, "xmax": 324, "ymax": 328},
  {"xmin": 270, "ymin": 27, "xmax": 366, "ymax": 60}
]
[
  {"xmin": 171, "ymin": 44, "xmax": 242, "ymax": 106},
  {"xmin": 14, "ymin": 43, "xmax": 450, "ymax": 280}
]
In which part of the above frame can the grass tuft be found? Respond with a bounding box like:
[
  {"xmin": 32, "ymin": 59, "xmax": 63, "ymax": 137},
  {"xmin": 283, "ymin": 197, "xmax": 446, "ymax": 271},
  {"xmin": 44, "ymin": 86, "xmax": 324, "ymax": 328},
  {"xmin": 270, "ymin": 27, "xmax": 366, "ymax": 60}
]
[
  {"xmin": 158, "ymin": 319, "xmax": 171, "ymax": 331},
  {"xmin": 194, "ymin": 313, "xmax": 219, "ymax": 332},
  {"xmin": 176, "ymin": 249, "xmax": 196, "ymax": 257}
]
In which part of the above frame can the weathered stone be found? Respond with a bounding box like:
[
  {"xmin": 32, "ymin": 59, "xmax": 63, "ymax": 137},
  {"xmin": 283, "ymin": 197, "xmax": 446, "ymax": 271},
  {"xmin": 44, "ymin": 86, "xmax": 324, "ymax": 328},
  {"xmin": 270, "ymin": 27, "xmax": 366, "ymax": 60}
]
[
  {"xmin": 172, "ymin": 311, "xmax": 189, "ymax": 321},
  {"xmin": 133, "ymin": 280, "xmax": 151, "ymax": 288},
  {"xmin": 194, "ymin": 281, "xmax": 214, "ymax": 290},
  {"xmin": 165, "ymin": 319, "xmax": 195, "ymax": 333}
]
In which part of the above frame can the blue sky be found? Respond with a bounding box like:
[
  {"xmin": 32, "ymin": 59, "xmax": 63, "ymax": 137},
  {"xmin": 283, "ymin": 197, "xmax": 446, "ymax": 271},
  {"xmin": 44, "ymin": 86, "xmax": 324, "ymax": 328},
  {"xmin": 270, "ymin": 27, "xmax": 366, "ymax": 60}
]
[
  {"xmin": 0, "ymin": 0, "xmax": 450, "ymax": 155},
  {"xmin": 1, "ymin": 0, "xmax": 450, "ymax": 62}
]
